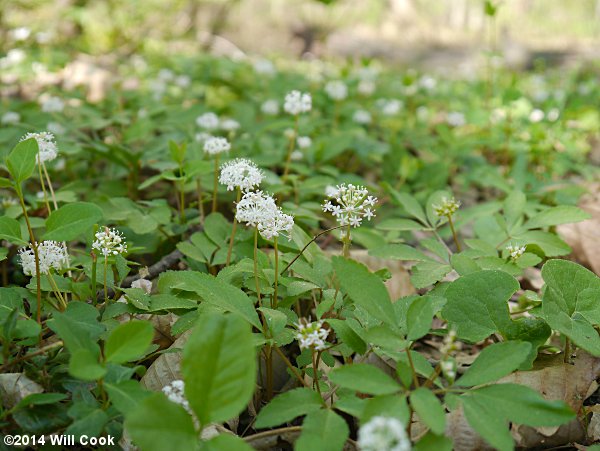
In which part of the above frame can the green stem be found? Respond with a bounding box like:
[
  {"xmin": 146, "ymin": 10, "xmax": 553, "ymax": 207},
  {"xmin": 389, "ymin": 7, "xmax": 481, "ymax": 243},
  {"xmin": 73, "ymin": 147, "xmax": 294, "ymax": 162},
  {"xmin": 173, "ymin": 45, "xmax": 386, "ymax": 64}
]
[
  {"xmin": 273, "ymin": 345, "xmax": 310, "ymax": 388},
  {"xmin": 564, "ymin": 337, "xmax": 571, "ymax": 363},
  {"xmin": 281, "ymin": 225, "xmax": 345, "ymax": 274},
  {"xmin": 46, "ymin": 273, "xmax": 66, "ymax": 310},
  {"xmin": 254, "ymin": 228, "xmax": 262, "ymax": 306},
  {"xmin": 312, "ymin": 350, "xmax": 323, "ymax": 398},
  {"xmin": 405, "ymin": 347, "xmax": 420, "ymax": 388},
  {"xmin": 179, "ymin": 176, "xmax": 186, "ymax": 223},
  {"xmin": 226, "ymin": 189, "xmax": 241, "ymax": 266},
  {"xmin": 212, "ymin": 154, "xmax": 220, "ymax": 213},
  {"xmin": 37, "ymin": 161, "xmax": 52, "ymax": 214},
  {"xmin": 447, "ymin": 215, "xmax": 461, "ymax": 252},
  {"xmin": 196, "ymin": 178, "xmax": 205, "ymax": 225},
  {"xmin": 282, "ymin": 115, "xmax": 298, "ymax": 180},
  {"xmin": 41, "ymin": 161, "xmax": 58, "ymax": 210},
  {"xmin": 273, "ymin": 237, "xmax": 279, "ymax": 309},
  {"xmin": 17, "ymin": 195, "xmax": 42, "ymax": 326},
  {"xmin": 342, "ymin": 225, "xmax": 351, "ymax": 257},
  {"xmin": 104, "ymin": 256, "xmax": 108, "ymax": 302}
]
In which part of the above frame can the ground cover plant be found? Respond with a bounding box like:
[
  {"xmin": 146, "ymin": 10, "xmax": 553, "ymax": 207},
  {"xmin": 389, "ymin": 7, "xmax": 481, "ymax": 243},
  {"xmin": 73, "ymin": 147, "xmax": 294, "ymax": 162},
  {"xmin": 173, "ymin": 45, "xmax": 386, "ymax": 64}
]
[{"xmin": 2, "ymin": 27, "xmax": 600, "ymax": 450}]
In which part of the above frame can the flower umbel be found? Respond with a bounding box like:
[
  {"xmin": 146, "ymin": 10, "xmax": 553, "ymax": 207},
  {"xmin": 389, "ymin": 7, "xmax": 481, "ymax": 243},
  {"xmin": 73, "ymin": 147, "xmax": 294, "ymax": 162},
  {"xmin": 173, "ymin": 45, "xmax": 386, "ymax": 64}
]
[
  {"xmin": 162, "ymin": 380, "xmax": 192, "ymax": 415},
  {"xmin": 322, "ymin": 183, "xmax": 378, "ymax": 227},
  {"xmin": 196, "ymin": 112, "xmax": 220, "ymax": 130},
  {"xmin": 357, "ymin": 416, "xmax": 411, "ymax": 451},
  {"xmin": 235, "ymin": 191, "xmax": 278, "ymax": 228},
  {"xmin": 19, "ymin": 241, "xmax": 68, "ymax": 276},
  {"xmin": 433, "ymin": 196, "xmax": 461, "ymax": 218},
  {"xmin": 295, "ymin": 320, "xmax": 328, "ymax": 351},
  {"xmin": 92, "ymin": 228, "xmax": 127, "ymax": 257},
  {"xmin": 219, "ymin": 158, "xmax": 264, "ymax": 192},
  {"xmin": 284, "ymin": 90, "xmax": 312, "ymax": 115},
  {"xmin": 325, "ymin": 80, "xmax": 348, "ymax": 101},
  {"xmin": 20, "ymin": 132, "xmax": 58, "ymax": 163},
  {"xmin": 506, "ymin": 243, "xmax": 526, "ymax": 261},
  {"xmin": 203, "ymin": 137, "xmax": 231, "ymax": 156},
  {"xmin": 258, "ymin": 208, "xmax": 294, "ymax": 240}
]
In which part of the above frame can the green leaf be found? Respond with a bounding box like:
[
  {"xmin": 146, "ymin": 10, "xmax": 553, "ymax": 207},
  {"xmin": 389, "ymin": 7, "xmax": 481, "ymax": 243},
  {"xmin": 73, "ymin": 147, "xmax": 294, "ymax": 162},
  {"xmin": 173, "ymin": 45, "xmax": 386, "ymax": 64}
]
[
  {"xmin": 410, "ymin": 388, "xmax": 446, "ymax": 434},
  {"xmin": 467, "ymin": 383, "xmax": 574, "ymax": 427},
  {"xmin": 442, "ymin": 270, "xmax": 518, "ymax": 342},
  {"xmin": 6, "ymin": 138, "xmax": 38, "ymax": 184},
  {"xmin": 369, "ymin": 244, "xmax": 433, "ymax": 262},
  {"xmin": 377, "ymin": 218, "xmax": 425, "ymax": 231},
  {"xmin": 525, "ymin": 206, "xmax": 590, "ymax": 229},
  {"xmin": 414, "ymin": 432, "xmax": 453, "ymax": 451},
  {"xmin": 461, "ymin": 395, "xmax": 513, "ymax": 451},
  {"xmin": 295, "ymin": 409, "xmax": 349, "ymax": 451},
  {"xmin": 15, "ymin": 393, "xmax": 67, "ymax": 410},
  {"xmin": 328, "ymin": 319, "xmax": 367, "ymax": 354},
  {"xmin": 332, "ymin": 257, "xmax": 395, "ymax": 326},
  {"xmin": 0, "ymin": 216, "xmax": 26, "ymax": 245},
  {"xmin": 410, "ymin": 261, "xmax": 452, "ymax": 289},
  {"xmin": 69, "ymin": 348, "xmax": 106, "ymax": 381},
  {"xmin": 504, "ymin": 190, "xmax": 526, "ymax": 230},
  {"xmin": 456, "ymin": 341, "xmax": 531, "ymax": 387},
  {"xmin": 104, "ymin": 320, "xmax": 154, "ymax": 363},
  {"xmin": 504, "ymin": 317, "xmax": 551, "ymax": 370},
  {"xmin": 329, "ymin": 364, "xmax": 401, "ymax": 395},
  {"xmin": 105, "ymin": 380, "xmax": 151, "ymax": 415},
  {"xmin": 182, "ymin": 313, "xmax": 256, "ymax": 425},
  {"xmin": 48, "ymin": 302, "xmax": 105, "ymax": 353},
  {"xmin": 125, "ymin": 393, "xmax": 198, "ymax": 451},
  {"xmin": 159, "ymin": 271, "xmax": 261, "ymax": 329},
  {"xmin": 391, "ymin": 191, "xmax": 428, "ymax": 224},
  {"xmin": 406, "ymin": 295, "xmax": 438, "ymax": 341},
  {"xmin": 541, "ymin": 259, "xmax": 600, "ymax": 355},
  {"xmin": 255, "ymin": 388, "xmax": 323, "ymax": 428},
  {"xmin": 201, "ymin": 434, "xmax": 253, "ymax": 451},
  {"xmin": 44, "ymin": 202, "xmax": 104, "ymax": 241}
]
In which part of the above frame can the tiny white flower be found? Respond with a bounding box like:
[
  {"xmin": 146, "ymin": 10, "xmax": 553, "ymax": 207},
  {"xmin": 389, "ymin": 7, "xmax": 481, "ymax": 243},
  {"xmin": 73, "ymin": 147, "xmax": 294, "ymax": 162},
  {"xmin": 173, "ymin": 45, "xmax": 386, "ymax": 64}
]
[
  {"xmin": 203, "ymin": 136, "xmax": 231, "ymax": 156},
  {"xmin": 284, "ymin": 90, "xmax": 312, "ymax": 115},
  {"xmin": 219, "ymin": 158, "xmax": 264, "ymax": 192},
  {"xmin": 290, "ymin": 150, "xmax": 303, "ymax": 161},
  {"xmin": 195, "ymin": 132, "xmax": 212, "ymax": 143},
  {"xmin": 547, "ymin": 108, "xmax": 560, "ymax": 122},
  {"xmin": 325, "ymin": 80, "xmax": 348, "ymax": 101},
  {"xmin": 261, "ymin": 99, "xmax": 279, "ymax": 115},
  {"xmin": 158, "ymin": 69, "xmax": 175, "ymax": 82},
  {"xmin": 358, "ymin": 416, "xmax": 411, "ymax": 451},
  {"xmin": 297, "ymin": 136, "xmax": 312, "ymax": 149},
  {"xmin": 20, "ymin": 132, "xmax": 58, "ymax": 163},
  {"xmin": 295, "ymin": 320, "xmax": 328, "ymax": 351},
  {"xmin": 196, "ymin": 112, "xmax": 220, "ymax": 130},
  {"xmin": 378, "ymin": 99, "xmax": 403, "ymax": 116},
  {"xmin": 19, "ymin": 241, "xmax": 69, "ymax": 276},
  {"xmin": 92, "ymin": 228, "xmax": 127, "ymax": 257},
  {"xmin": 418, "ymin": 75, "xmax": 436, "ymax": 91}
]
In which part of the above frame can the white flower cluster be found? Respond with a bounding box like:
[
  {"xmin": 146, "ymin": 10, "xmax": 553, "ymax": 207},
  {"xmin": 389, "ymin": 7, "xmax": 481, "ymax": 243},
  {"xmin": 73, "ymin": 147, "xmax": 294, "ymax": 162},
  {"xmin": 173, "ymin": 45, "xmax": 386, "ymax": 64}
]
[
  {"xmin": 357, "ymin": 416, "xmax": 411, "ymax": 451},
  {"xmin": 284, "ymin": 90, "xmax": 312, "ymax": 115},
  {"xmin": 235, "ymin": 191, "xmax": 294, "ymax": 240},
  {"xmin": 378, "ymin": 99, "xmax": 403, "ymax": 116},
  {"xmin": 258, "ymin": 209, "xmax": 294, "ymax": 240},
  {"xmin": 261, "ymin": 99, "xmax": 279, "ymax": 115},
  {"xmin": 92, "ymin": 228, "xmax": 127, "ymax": 257},
  {"xmin": 358, "ymin": 80, "xmax": 376, "ymax": 96},
  {"xmin": 446, "ymin": 111, "xmax": 466, "ymax": 127},
  {"xmin": 322, "ymin": 183, "xmax": 377, "ymax": 227},
  {"xmin": 506, "ymin": 243, "xmax": 526, "ymax": 261},
  {"xmin": 295, "ymin": 320, "xmax": 328, "ymax": 351},
  {"xmin": 162, "ymin": 380, "xmax": 192, "ymax": 415},
  {"xmin": 220, "ymin": 118, "xmax": 240, "ymax": 131},
  {"xmin": 325, "ymin": 80, "xmax": 348, "ymax": 101},
  {"xmin": 219, "ymin": 158, "xmax": 264, "ymax": 192},
  {"xmin": 433, "ymin": 197, "xmax": 460, "ymax": 217},
  {"xmin": 203, "ymin": 137, "xmax": 231, "ymax": 156},
  {"xmin": 253, "ymin": 59, "xmax": 276, "ymax": 76},
  {"xmin": 40, "ymin": 96, "xmax": 65, "ymax": 114},
  {"xmin": 20, "ymin": 132, "xmax": 58, "ymax": 163},
  {"xmin": 1, "ymin": 111, "xmax": 20, "ymax": 124},
  {"xmin": 19, "ymin": 241, "xmax": 68, "ymax": 276},
  {"xmin": 353, "ymin": 109, "xmax": 372, "ymax": 125},
  {"xmin": 297, "ymin": 136, "xmax": 312, "ymax": 149},
  {"xmin": 196, "ymin": 112, "xmax": 220, "ymax": 130}
]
